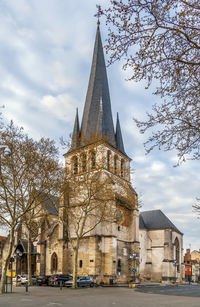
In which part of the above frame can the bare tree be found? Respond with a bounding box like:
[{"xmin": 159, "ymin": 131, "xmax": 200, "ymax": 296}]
[
  {"xmin": 0, "ymin": 121, "xmax": 64, "ymax": 293},
  {"xmin": 59, "ymin": 171, "xmax": 115, "ymax": 287},
  {"xmin": 100, "ymin": 1, "xmax": 200, "ymax": 162}
]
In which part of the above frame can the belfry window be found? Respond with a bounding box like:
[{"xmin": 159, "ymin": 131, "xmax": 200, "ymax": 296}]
[
  {"xmin": 107, "ymin": 150, "xmax": 111, "ymax": 170},
  {"xmin": 121, "ymin": 159, "xmax": 124, "ymax": 177},
  {"xmin": 90, "ymin": 151, "xmax": 96, "ymax": 169},
  {"xmin": 81, "ymin": 153, "xmax": 87, "ymax": 172},
  {"xmin": 72, "ymin": 156, "xmax": 78, "ymax": 174},
  {"xmin": 51, "ymin": 252, "xmax": 58, "ymax": 271},
  {"xmin": 114, "ymin": 155, "xmax": 118, "ymax": 174}
]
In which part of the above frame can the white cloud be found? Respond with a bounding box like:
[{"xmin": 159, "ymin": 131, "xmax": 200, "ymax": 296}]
[{"xmin": 40, "ymin": 93, "xmax": 80, "ymax": 122}]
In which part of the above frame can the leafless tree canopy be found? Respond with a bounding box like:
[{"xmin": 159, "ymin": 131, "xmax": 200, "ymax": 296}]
[
  {"xmin": 100, "ymin": 0, "xmax": 200, "ymax": 162},
  {"xmin": 0, "ymin": 121, "xmax": 64, "ymax": 293}
]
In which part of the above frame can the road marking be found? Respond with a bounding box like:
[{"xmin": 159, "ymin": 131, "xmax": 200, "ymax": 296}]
[{"xmin": 21, "ymin": 298, "xmax": 33, "ymax": 302}]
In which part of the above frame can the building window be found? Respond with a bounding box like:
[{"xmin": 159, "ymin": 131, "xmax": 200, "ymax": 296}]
[
  {"xmin": 72, "ymin": 156, "xmax": 78, "ymax": 174},
  {"xmin": 121, "ymin": 159, "xmax": 124, "ymax": 177},
  {"xmin": 174, "ymin": 238, "xmax": 180, "ymax": 272},
  {"xmin": 79, "ymin": 260, "xmax": 83, "ymax": 268},
  {"xmin": 51, "ymin": 252, "xmax": 58, "ymax": 271},
  {"xmin": 118, "ymin": 226, "xmax": 120, "ymax": 231},
  {"xmin": 114, "ymin": 155, "xmax": 118, "ymax": 174},
  {"xmin": 117, "ymin": 259, "xmax": 121, "ymax": 272},
  {"xmin": 90, "ymin": 151, "xmax": 96, "ymax": 169},
  {"xmin": 81, "ymin": 153, "xmax": 87, "ymax": 172},
  {"xmin": 107, "ymin": 150, "xmax": 111, "ymax": 170}
]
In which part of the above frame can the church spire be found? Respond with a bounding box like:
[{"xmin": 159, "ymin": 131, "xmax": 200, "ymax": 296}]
[
  {"xmin": 71, "ymin": 108, "xmax": 80, "ymax": 150},
  {"xmin": 115, "ymin": 112, "xmax": 126, "ymax": 155},
  {"xmin": 80, "ymin": 25, "xmax": 116, "ymax": 147}
]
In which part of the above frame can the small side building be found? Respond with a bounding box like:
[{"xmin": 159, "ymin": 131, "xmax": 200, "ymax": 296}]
[{"xmin": 139, "ymin": 209, "xmax": 184, "ymax": 283}]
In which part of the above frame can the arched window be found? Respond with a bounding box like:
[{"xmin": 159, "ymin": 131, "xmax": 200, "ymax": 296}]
[
  {"xmin": 114, "ymin": 155, "xmax": 118, "ymax": 174},
  {"xmin": 51, "ymin": 252, "xmax": 58, "ymax": 272},
  {"xmin": 174, "ymin": 238, "xmax": 180, "ymax": 272},
  {"xmin": 71, "ymin": 156, "xmax": 78, "ymax": 174},
  {"xmin": 107, "ymin": 150, "xmax": 111, "ymax": 170},
  {"xmin": 81, "ymin": 153, "xmax": 87, "ymax": 172},
  {"xmin": 121, "ymin": 159, "xmax": 124, "ymax": 177},
  {"xmin": 90, "ymin": 151, "xmax": 96, "ymax": 169}
]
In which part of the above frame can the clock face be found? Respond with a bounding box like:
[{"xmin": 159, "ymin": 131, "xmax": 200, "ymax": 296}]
[{"xmin": 115, "ymin": 209, "xmax": 123, "ymax": 223}]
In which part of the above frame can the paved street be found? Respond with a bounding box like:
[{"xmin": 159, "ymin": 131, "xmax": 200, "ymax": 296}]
[{"xmin": 0, "ymin": 285, "xmax": 200, "ymax": 307}]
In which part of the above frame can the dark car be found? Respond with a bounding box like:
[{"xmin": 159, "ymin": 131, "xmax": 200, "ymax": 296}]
[
  {"xmin": 49, "ymin": 274, "xmax": 72, "ymax": 287},
  {"xmin": 77, "ymin": 276, "xmax": 94, "ymax": 287},
  {"xmin": 36, "ymin": 275, "xmax": 51, "ymax": 286}
]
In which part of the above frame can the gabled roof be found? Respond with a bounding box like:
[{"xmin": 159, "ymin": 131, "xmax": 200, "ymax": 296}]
[{"xmin": 139, "ymin": 209, "xmax": 182, "ymax": 234}]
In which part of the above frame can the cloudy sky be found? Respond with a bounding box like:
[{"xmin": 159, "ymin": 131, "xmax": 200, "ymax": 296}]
[{"xmin": 0, "ymin": 0, "xmax": 200, "ymax": 252}]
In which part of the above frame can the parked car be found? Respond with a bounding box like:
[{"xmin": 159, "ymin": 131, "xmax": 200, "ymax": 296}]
[
  {"xmin": 36, "ymin": 275, "xmax": 51, "ymax": 286},
  {"xmin": 49, "ymin": 274, "xmax": 72, "ymax": 287},
  {"xmin": 13, "ymin": 275, "xmax": 23, "ymax": 283},
  {"xmin": 20, "ymin": 275, "xmax": 28, "ymax": 284},
  {"xmin": 31, "ymin": 275, "xmax": 38, "ymax": 285},
  {"xmin": 77, "ymin": 276, "xmax": 94, "ymax": 287},
  {"xmin": 64, "ymin": 276, "xmax": 73, "ymax": 287}
]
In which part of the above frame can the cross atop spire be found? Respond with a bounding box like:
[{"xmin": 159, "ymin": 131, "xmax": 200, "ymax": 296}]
[{"xmin": 94, "ymin": 5, "xmax": 101, "ymax": 25}]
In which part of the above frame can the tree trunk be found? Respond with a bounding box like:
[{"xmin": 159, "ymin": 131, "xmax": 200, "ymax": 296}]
[
  {"xmin": 72, "ymin": 241, "xmax": 80, "ymax": 289},
  {"xmin": 27, "ymin": 231, "xmax": 32, "ymax": 286},
  {"xmin": 0, "ymin": 227, "xmax": 15, "ymax": 294}
]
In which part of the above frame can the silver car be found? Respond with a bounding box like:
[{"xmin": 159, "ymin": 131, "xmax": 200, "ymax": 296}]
[{"xmin": 77, "ymin": 276, "xmax": 94, "ymax": 287}]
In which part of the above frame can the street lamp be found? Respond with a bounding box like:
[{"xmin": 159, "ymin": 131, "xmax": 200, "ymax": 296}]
[{"xmin": 129, "ymin": 252, "xmax": 139, "ymax": 282}]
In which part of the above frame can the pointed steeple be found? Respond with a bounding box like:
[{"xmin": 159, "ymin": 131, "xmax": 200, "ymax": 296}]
[
  {"xmin": 71, "ymin": 108, "xmax": 80, "ymax": 150},
  {"xmin": 80, "ymin": 25, "xmax": 116, "ymax": 147},
  {"xmin": 115, "ymin": 113, "xmax": 126, "ymax": 155}
]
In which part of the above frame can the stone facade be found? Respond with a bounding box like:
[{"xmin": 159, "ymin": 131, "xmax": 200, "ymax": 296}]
[{"xmin": 139, "ymin": 210, "xmax": 184, "ymax": 283}]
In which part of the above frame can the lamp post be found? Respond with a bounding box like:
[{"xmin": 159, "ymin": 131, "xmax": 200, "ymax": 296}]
[
  {"xmin": 14, "ymin": 249, "xmax": 23, "ymax": 276},
  {"xmin": 129, "ymin": 252, "xmax": 139, "ymax": 282}
]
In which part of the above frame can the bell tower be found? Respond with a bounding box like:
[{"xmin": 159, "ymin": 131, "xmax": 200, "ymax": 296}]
[{"xmin": 63, "ymin": 24, "xmax": 139, "ymax": 284}]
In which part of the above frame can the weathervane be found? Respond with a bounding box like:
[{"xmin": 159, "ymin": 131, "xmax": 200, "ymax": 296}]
[{"xmin": 94, "ymin": 5, "xmax": 101, "ymax": 25}]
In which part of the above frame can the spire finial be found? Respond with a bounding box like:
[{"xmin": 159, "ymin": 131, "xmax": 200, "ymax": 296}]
[{"xmin": 94, "ymin": 5, "xmax": 101, "ymax": 25}]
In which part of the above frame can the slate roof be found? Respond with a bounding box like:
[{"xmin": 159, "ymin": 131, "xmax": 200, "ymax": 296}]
[
  {"xmin": 41, "ymin": 194, "xmax": 59, "ymax": 215},
  {"xmin": 139, "ymin": 209, "xmax": 182, "ymax": 234},
  {"xmin": 115, "ymin": 113, "xmax": 125, "ymax": 155},
  {"xmin": 71, "ymin": 108, "xmax": 80, "ymax": 150},
  {"xmin": 36, "ymin": 191, "xmax": 59, "ymax": 215},
  {"xmin": 70, "ymin": 25, "xmax": 126, "ymax": 155}
]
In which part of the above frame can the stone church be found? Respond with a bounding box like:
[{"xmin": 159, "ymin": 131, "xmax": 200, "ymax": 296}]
[{"xmin": 3, "ymin": 24, "xmax": 183, "ymax": 284}]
